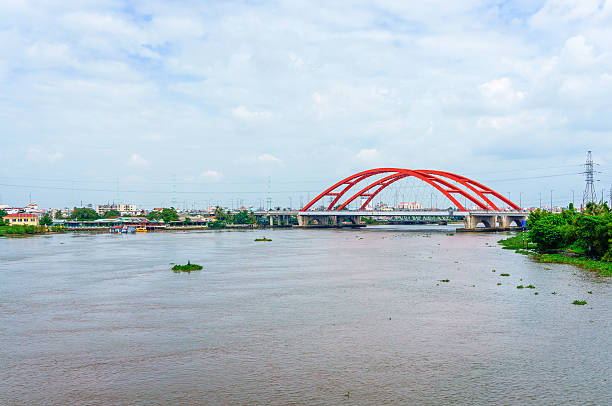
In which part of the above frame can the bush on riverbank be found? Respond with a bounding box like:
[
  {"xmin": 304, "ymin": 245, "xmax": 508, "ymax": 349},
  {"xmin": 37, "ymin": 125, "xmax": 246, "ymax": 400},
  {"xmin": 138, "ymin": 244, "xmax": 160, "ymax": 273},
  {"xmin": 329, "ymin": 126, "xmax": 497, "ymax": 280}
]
[
  {"xmin": 499, "ymin": 232, "xmax": 612, "ymax": 277},
  {"xmin": 0, "ymin": 225, "xmax": 47, "ymax": 236},
  {"xmin": 527, "ymin": 203, "xmax": 612, "ymax": 261}
]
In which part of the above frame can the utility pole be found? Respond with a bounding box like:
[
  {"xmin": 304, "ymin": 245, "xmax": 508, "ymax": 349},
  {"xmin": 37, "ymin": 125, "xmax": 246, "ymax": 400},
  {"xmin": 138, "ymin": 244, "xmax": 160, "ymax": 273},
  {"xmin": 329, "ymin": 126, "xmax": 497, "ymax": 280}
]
[
  {"xmin": 266, "ymin": 176, "xmax": 272, "ymax": 211},
  {"xmin": 550, "ymin": 190, "xmax": 553, "ymax": 212},
  {"xmin": 583, "ymin": 150, "xmax": 596, "ymax": 206},
  {"xmin": 171, "ymin": 174, "xmax": 177, "ymax": 209},
  {"xmin": 519, "ymin": 192, "xmax": 523, "ymax": 209}
]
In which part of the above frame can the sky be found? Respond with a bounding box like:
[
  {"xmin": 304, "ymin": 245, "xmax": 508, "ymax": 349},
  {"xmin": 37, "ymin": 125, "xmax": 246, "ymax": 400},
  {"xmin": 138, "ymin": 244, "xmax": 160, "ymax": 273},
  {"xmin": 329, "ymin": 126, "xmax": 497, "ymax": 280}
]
[{"xmin": 1, "ymin": 0, "xmax": 611, "ymax": 210}]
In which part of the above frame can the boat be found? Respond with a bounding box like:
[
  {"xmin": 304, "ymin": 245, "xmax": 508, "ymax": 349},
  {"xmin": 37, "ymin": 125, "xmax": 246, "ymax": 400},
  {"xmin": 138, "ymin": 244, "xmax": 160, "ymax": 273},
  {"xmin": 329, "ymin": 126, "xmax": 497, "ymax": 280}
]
[{"xmin": 136, "ymin": 227, "xmax": 147, "ymax": 232}]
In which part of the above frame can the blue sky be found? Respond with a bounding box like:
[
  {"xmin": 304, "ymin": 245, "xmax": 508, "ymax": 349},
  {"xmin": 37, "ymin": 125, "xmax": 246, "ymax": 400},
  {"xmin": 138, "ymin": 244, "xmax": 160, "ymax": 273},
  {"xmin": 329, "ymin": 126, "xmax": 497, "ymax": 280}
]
[{"xmin": 1, "ymin": 0, "xmax": 611, "ymax": 209}]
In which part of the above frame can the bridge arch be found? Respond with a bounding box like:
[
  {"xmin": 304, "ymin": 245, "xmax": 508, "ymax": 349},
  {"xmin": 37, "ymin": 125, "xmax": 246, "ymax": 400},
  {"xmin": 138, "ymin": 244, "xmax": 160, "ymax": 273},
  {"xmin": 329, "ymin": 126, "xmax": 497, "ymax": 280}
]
[{"xmin": 301, "ymin": 168, "xmax": 520, "ymax": 211}]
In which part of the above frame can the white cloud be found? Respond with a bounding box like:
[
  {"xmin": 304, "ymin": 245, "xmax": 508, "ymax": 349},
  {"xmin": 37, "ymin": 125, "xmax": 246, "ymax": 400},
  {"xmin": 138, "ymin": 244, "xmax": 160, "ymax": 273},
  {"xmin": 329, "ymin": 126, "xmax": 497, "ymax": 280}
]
[
  {"xmin": 256, "ymin": 153, "xmax": 282, "ymax": 164},
  {"xmin": 199, "ymin": 170, "xmax": 222, "ymax": 181},
  {"xmin": 127, "ymin": 153, "xmax": 148, "ymax": 167},
  {"xmin": 479, "ymin": 78, "xmax": 525, "ymax": 108},
  {"xmin": 26, "ymin": 147, "xmax": 63, "ymax": 164},
  {"xmin": 355, "ymin": 148, "xmax": 380, "ymax": 162},
  {"xmin": 232, "ymin": 106, "xmax": 273, "ymax": 121},
  {"xmin": 561, "ymin": 35, "xmax": 595, "ymax": 68}
]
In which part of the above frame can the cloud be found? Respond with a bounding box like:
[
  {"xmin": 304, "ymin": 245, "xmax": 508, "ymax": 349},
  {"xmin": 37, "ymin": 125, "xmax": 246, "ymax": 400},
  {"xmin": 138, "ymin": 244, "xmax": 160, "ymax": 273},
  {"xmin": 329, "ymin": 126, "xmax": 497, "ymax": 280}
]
[
  {"xmin": 355, "ymin": 148, "xmax": 380, "ymax": 162},
  {"xmin": 479, "ymin": 78, "xmax": 525, "ymax": 109},
  {"xmin": 127, "ymin": 153, "xmax": 148, "ymax": 167},
  {"xmin": 256, "ymin": 153, "xmax": 282, "ymax": 164},
  {"xmin": 199, "ymin": 170, "xmax": 222, "ymax": 181},
  {"xmin": 232, "ymin": 106, "xmax": 273, "ymax": 121},
  {"xmin": 26, "ymin": 146, "xmax": 63, "ymax": 164}
]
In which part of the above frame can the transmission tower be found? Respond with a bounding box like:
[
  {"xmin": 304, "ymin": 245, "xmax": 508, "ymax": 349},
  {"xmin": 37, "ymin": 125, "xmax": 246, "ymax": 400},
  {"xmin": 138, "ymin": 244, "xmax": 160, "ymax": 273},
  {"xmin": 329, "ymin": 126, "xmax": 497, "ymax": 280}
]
[{"xmin": 582, "ymin": 151, "xmax": 596, "ymax": 206}]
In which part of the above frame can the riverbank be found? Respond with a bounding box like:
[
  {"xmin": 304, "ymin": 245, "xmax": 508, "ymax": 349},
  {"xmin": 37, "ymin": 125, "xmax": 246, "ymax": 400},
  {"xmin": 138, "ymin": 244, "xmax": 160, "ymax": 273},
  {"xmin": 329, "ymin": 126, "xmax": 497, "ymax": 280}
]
[
  {"xmin": 498, "ymin": 232, "xmax": 612, "ymax": 276},
  {"xmin": 0, "ymin": 225, "xmax": 65, "ymax": 237}
]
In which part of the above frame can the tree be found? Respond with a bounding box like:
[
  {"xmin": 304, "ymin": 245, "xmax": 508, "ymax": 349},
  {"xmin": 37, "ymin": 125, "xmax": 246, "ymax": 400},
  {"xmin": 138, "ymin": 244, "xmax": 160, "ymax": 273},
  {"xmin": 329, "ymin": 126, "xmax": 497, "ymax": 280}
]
[
  {"xmin": 214, "ymin": 207, "xmax": 233, "ymax": 223},
  {"xmin": 39, "ymin": 214, "xmax": 53, "ymax": 226},
  {"xmin": 147, "ymin": 211, "xmax": 162, "ymax": 221},
  {"xmin": 528, "ymin": 212, "xmax": 566, "ymax": 251},
  {"xmin": 54, "ymin": 211, "xmax": 64, "ymax": 219},
  {"xmin": 574, "ymin": 214, "xmax": 612, "ymax": 259},
  {"xmin": 233, "ymin": 210, "xmax": 255, "ymax": 224},
  {"xmin": 161, "ymin": 207, "xmax": 179, "ymax": 223},
  {"xmin": 103, "ymin": 210, "xmax": 121, "ymax": 218},
  {"xmin": 70, "ymin": 207, "xmax": 99, "ymax": 220},
  {"xmin": 0, "ymin": 209, "xmax": 7, "ymax": 218}
]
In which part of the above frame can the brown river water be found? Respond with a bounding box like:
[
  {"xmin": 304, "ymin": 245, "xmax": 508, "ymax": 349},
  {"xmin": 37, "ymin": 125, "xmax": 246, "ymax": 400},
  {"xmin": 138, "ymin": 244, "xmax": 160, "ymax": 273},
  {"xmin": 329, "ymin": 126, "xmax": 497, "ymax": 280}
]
[{"xmin": 1, "ymin": 225, "xmax": 610, "ymax": 405}]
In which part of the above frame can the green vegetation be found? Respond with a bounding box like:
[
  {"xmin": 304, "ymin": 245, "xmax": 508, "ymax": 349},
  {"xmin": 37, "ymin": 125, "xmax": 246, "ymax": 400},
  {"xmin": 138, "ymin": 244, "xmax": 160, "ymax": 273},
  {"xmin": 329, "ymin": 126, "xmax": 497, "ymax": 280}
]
[
  {"xmin": 526, "ymin": 284, "xmax": 536, "ymax": 289},
  {"xmin": 103, "ymin": 209, "xmax": 121, "ymax": 218},
  {"xmin": 39, "ymin": 213, "xmax": 53, "ymax": 226},
  {"xmin": 499, "ymin": 202, "xmax": 612, "ymax": 276},
  {"xmin": 207, "ymin": 220, "xmax": 226, "ymax": 229},
  {"xmin": 172, "ymin": 260, "xmax": 203, "ymax": 273},
  {"xmin": 233, "ymin": 210, "xmax": 256, "ymax": 224},
  {"xmin": 0, "ymin": 209, "xmax": 7, "ymax": 220},
  {"xmin": 254, "ymin": 237, "xmax": 272, "ymax": 242},
  {"xmin": 500, "ymin": 273, "xmax": 510, "ymax": 276},
  {"xmin": 147, "ymin": 207, "xmax": 179, "ymax": 223},
  {"xmin": 572, "ymin": 300, "xmax": 587, "ymax": 305},
  {"xmin": 0, "ymin": 224, "xmax": 64, "ymax": 236},
  {"xmin": 438, "ymin": 279, "xmax": 450, "ymax": 282},
  {"xmin": 70, "ymin": 207, "xmax": 99, "ymax": 220},
  {"xmin": 517, "ymin": 285, "xmax": 524, "ymax": 289}
]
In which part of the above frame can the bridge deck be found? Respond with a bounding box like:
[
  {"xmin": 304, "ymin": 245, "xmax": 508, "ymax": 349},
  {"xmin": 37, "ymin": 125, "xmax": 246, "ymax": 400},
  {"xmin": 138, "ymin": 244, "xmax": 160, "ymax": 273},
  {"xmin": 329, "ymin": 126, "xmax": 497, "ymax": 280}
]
[{"xmin": 256, "ymin": 210, "xmax": 530, "ymax": 217}]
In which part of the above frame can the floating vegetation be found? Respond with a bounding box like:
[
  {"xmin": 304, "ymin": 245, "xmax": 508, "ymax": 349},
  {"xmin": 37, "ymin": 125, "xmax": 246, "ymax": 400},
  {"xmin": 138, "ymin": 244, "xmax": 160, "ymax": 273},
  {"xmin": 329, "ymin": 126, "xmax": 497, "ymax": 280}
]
[
  {"xmin": 517, "ymin": 285, "xmax": 524, "ymax": 289},
  {"xmin": 345, "ymin": 392, "xmax": 350, "ymax": 398},
  {"xmin": 492, "ymin": 269, "xmax": 496, "ymax": 272},
  {"xmin": 446, "ymin": 233, "xmax": 455, "ymax": 236},
  {"xmin": 172, "ymin": 260, "xmax": 203, "ymax": 273},
  {"xmin": 497, "ymin": 282, "xmax": 502, "ymax": 286},
  {"xmin": 587, "ymin": 291, "xmax": 593, "ymax": 294},
  {"xmin": 500, "ymin": 273, "xmax": 510, "ymax": 277},
  {"xmin": 552, "ymin": 291, "xmax": 557, "ymax": 295},
  {"xmin": 534, "ymin": 292, "xmax": 539, "ymax": 295},
  {"xmin": 526, "ymin": 285, "xmax": 536, "ymax": 289},
  {"xmin": 254, "ymin": 237, "xmax": 272, "ymax": 242},
  {"xmin": 438, "ymin": 279, "xmax": 450, "ymax": 283},
  {"xmin": 572, "ymin": 300, "xmax": 587, "ymax": 305}
]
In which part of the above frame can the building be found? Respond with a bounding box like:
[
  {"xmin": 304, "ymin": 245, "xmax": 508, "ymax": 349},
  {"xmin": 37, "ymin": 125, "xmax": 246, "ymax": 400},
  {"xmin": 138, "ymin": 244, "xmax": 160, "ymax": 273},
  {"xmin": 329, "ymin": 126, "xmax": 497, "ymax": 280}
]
[
  {"xmin": 396, "ymin": 201, "xmax": 423, "ymax": 210},
  {"xmin": 3, "ymin": 213, "xmax": 39, "ymax": 226},
  {"xmin": 96, "ymin": 204, "xmax": 117, "ymax": 216},
  {"xmin": 118, "ymin": 204, "xmax": 137, "ymax": 215}
]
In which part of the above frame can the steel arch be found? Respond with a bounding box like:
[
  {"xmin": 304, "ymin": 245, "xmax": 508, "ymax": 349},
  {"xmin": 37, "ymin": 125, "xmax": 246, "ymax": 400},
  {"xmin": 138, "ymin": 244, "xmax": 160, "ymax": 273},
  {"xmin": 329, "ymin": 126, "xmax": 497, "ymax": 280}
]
[{"xmin": 301, "ymin": 168, "xmax": 520, "ymax": 211}]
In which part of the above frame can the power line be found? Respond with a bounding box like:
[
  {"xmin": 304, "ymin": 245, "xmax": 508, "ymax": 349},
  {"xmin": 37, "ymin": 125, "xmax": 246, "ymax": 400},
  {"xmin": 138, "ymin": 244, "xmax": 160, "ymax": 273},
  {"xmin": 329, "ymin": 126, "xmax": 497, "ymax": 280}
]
[{"xmin": 0, "ymin": 182, "xmax": 319, "ymax": 195}]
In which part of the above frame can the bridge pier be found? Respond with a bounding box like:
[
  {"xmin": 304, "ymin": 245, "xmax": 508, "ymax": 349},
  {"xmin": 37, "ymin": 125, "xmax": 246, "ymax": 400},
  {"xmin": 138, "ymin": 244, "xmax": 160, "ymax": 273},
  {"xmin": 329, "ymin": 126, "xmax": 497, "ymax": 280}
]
[
  {"xmin": 296, "ymin": 214, "xmax": 362, "ymax": 227},
  {"xmin": 464, "ymin": 214, "xmax": 528, "ymax": 230}
]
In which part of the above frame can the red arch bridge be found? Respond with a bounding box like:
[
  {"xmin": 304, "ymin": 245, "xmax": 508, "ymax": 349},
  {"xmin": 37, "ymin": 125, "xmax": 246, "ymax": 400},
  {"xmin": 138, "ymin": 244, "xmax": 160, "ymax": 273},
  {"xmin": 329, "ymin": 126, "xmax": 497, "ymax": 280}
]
[{"xmin": 258, "ymin": 168, "xmax": 530, "ymax": 230}]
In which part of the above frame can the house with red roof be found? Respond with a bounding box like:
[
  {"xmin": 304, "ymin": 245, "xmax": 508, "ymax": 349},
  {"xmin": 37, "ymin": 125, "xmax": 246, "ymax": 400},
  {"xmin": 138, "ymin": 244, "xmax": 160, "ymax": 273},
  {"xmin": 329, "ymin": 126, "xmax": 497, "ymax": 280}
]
[{"xmin": 3, "ymin": 213, "xmax": 39, "ymax": 226}]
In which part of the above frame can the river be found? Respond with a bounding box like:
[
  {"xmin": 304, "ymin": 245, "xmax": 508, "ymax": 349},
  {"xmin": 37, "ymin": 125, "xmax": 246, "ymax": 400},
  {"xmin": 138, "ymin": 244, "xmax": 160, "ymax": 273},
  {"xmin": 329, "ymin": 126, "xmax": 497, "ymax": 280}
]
[{"xmin": 1, "ymin": 226, "xmax": 610, "ymax": 405}]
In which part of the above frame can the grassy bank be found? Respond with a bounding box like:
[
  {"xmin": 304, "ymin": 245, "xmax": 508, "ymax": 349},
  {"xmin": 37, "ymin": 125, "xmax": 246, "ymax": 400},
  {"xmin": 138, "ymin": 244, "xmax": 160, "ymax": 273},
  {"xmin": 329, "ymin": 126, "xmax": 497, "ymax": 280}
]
[
  {"xmin": 499, "ymin": 233, "xmax": 612, "ymax": 276},
  {"xmin": 0, "ymin": 225, "xmax": 66, "ymax": 236}
]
